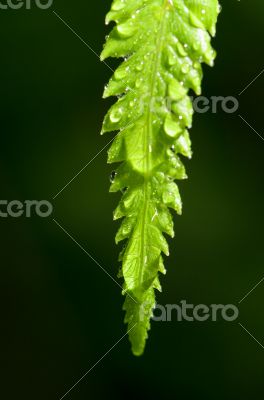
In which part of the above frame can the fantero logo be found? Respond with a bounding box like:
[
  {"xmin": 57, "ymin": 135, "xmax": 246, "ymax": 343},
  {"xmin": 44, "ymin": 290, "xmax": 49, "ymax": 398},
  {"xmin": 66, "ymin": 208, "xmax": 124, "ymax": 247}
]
[
  {"xmin": 0, "ymin": 200, "xmax": 53, "ymax": 218},
  {"xmin": 0, "ymin": 0, "xmax": 53, "ymax": 9},
  {"xmin": 140, "ymin": 300, "xmax": 239, "ymax": 323}
]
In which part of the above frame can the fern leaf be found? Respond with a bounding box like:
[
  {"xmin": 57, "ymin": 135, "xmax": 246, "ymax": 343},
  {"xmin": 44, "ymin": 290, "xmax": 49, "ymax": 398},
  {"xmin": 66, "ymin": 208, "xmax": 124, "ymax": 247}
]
[{"xmin": 101, "ymin": 0, "xmax": 220, "ymax": 356}]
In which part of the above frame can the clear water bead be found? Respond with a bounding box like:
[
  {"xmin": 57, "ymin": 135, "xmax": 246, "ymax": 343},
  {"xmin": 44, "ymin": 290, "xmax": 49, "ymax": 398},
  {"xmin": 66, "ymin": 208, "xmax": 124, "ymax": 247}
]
[{"xmin": 164, "ymin": 115, "xmax": 182, "ymax": 138}]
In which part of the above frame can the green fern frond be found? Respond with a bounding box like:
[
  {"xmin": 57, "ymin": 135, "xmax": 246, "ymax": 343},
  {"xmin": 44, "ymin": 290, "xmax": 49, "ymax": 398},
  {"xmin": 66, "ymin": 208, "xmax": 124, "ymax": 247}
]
[{"xmin": 101, "ymin": 0, "xmax": 220, "ymax": 356}]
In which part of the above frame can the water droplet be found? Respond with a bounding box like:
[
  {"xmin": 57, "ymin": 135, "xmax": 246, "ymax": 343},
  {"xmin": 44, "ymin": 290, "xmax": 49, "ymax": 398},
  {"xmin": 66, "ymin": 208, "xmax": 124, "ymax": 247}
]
[
  {"xmin": 110, "ymin": 107, "xmax": 123, "ymax": 123},
  {"xmin": 167, "ymin": 49, "xmax": 177, "ymax": 66},
  {"xmin": 144, "ymin": 52, "xmax": 151, "ymax": 60},
  {"xmin": 189, "ymin": 13, "xmax": 204, "ymax": 29},
  {"xmin": 176, "ymin": 42, "xmax": 187, "ymax": 57},
  {"xmin": 117, "ymin": 22, "xmax": 135, "ymax": 38},
  {"xmin": 114, "ymin": 67, "xmax": 127, "ymax": 81},
  {"xmin": 110, "ymin": 171, "xmax": 117, "ymax": 183},
  {"xmin": 164, "ymin": 115, "xmax": 182, "ymax": 138},
  {"xmin": 136, "ymin": 61, "xmax": 144, "ymax": 71}
]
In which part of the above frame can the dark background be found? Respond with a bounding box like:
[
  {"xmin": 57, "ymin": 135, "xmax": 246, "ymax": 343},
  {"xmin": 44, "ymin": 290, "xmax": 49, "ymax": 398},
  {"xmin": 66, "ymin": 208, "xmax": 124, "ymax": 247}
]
[{"xmin": 1, "ymin": 0, "xmax": 263, "ymax": 399}]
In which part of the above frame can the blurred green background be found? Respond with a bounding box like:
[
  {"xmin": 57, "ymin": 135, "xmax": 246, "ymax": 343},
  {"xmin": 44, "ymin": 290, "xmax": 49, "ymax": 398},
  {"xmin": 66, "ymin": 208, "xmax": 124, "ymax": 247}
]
[{"xmin": 0, "ymin": 0, "xmax": 263, "ymax": 398}]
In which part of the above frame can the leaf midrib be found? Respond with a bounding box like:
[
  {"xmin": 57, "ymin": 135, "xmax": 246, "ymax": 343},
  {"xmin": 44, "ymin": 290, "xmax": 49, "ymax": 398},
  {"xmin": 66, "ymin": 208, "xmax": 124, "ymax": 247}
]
[{"xmin": 138, "ymin": 0, "xmax": 170, "ymax": 291}]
